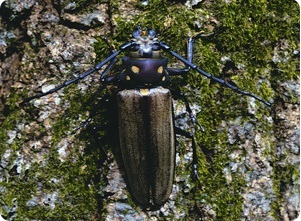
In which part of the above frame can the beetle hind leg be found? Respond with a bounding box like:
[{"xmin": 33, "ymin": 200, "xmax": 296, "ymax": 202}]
[{"xmin": 175, "ymin": 127, "xmax": 200, "ymax": 181}]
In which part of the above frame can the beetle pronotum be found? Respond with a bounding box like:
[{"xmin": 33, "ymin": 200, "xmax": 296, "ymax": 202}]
[{"xmin": 23, "ymin": 27, "xmax": 270, "ymax": 207}]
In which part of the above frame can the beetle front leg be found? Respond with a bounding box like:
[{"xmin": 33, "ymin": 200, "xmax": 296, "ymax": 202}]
[
  {"xmin": 167, "ymin": 34, "xmax": 203, "ymax": 76},
  {"xmin": 101, "ymin": 74, "xmax": 119, "ymax": 84},
  {"xmin": 175, "ymin": 127, "xmax": 200, "ymax": 181},
  {"xmin": 72, "ymin": 117, "xmax": 93, "ymax": 134}
]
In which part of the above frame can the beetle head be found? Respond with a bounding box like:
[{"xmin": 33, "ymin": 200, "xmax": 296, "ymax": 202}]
[
  {"xmin": 132, "ymin": 27, "xmax": 156, "ymax": 39},
  {"xmin": 131, "ymin": 27, "xmax": 159, "ymax": 58}
]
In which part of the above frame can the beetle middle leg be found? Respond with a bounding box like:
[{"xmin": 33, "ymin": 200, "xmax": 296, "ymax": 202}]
[
  {"xmin": 173, "ymin": 90, "xmax": 203, "ymax": 181},
  {"xmin": 172, "ymin": 87, "xmax": 204, "ymax": 181},
  {"xmin": 175, "ymin": 127, "xmax": 200, "ymax": 180},
  {"xmin": 171, "ymin": 89, "xmax": 205, "ymax": 133}
]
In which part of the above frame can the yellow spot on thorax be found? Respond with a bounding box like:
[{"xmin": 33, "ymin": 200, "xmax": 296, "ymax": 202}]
[
  {"xmin": 131, "ymin": 66, "xmax": 140, "ymax": 74},
  {"xmin": 157, "ymin": 66, "xmax": 163, "ymax": 74}
]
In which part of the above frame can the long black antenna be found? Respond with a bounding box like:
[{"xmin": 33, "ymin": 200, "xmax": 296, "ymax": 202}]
[
  {"xmin": 158, "ymin": 42, "xmax": 271, "ymax": 107},
  {"xmin": 22, "ymin": 41, "xmax": 134, "ymax": 104}
]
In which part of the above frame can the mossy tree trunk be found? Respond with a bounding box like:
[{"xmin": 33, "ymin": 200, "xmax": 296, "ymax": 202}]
[{"xmin": 0, "ymin": 0, "xmax": 299, "ymax": 220}]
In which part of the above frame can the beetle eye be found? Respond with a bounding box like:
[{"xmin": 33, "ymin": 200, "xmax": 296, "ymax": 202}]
[
  {"xmin": 152, "ymin": 44, "xmax": 160, "ymax": 50},
  {"xmin": 132, "ymin": 27, "xmax": 142, "ymax": 39},
  {"xmin": 132, "ymin": 44, "xmax": 140, "ymax": 51},
  {"xmin": 148, "ymin": 29, "xmax": 156, "ymax": 38}
]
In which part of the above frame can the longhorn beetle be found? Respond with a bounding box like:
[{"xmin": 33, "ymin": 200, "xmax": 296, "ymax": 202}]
[{"xmin": 23, "ymin": 27, "xmax": 270, "ymax": 208}]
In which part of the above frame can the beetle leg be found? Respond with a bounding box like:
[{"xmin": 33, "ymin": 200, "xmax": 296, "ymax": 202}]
[
  {"xmin": 171, "ymin": 89, "xmax": 205, "ymax": 132},
  {"xmin": 167, "ymin": 34, "xmax": 202, "ymax": 76},
  {"xmin": 72, "ymin": 117, "xmax": 93, "ymax": 134},
  {"xmin": 187, "ymin": 33, "xmax": 206, "ymax": 63},
  {"xmin": 166, "ymin": 67, "xmax": 190, "ymax": 76},
  {"xmin": 100, "ymin": 58, "xmax": 118, "ymax": 79},
  {"xmin": 102, "ymin": 74, "xmax": 119, "ymax": 84},
  {"xmin": 22, "ymin": 41, "xmax": 134, "ymax": 104},
  {"xmin": 101, "ymin": 36, "xmax": 116, "ymax": 53},
  {"xmin": 74, "ymin": 117, "xmax": 116, "ymax": 134},
  {"xmin": 159, "ymin": 42, "xmax": 271, "ymax": 106},
  {"xmin": 175, "ymin": 127, "xmax": 200, "ymax": 181}
]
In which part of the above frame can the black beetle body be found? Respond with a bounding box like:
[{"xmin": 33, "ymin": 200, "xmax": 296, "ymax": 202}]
[
  {"xmin": 119, "ymin": 57, "xmax": 169, "ymax": 88},
  {"xmin": 23, "ymin": 27, "xmax": 270, "ymax": 208}
]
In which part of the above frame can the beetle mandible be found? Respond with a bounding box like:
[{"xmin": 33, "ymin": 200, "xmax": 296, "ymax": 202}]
[{"xmin": 23, "ymin": 27, "xmax": 270, "ymax": 207}]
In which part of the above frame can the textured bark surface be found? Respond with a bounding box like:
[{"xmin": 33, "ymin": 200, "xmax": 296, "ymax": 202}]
[{"xmin": 0, "ymin": 0, "xmax": 299, "ymax": 220}]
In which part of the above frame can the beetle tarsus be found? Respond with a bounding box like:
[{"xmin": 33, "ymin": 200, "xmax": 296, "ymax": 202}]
[
  {"xmin": 101, "ymin": 74, "xmax": 119, "ymax": 84},
  {"xmin": 191, "ymin": 137, "xmax": 201, "ymax": 181},
  {"xmin": 192, "ymin": 163, "xmax": 200, "ymax": 181}
]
